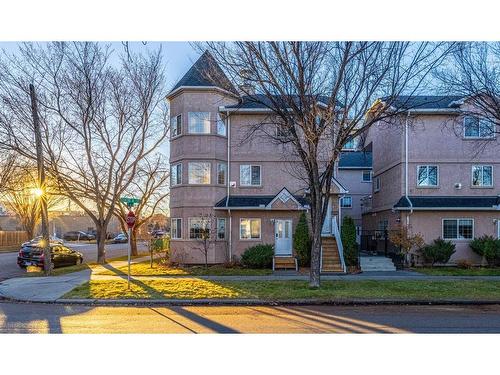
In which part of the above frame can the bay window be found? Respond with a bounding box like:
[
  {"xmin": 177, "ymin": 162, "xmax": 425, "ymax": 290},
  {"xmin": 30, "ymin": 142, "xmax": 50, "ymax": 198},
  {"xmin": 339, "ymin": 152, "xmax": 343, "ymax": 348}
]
[
  {"xmin": 189, "ymin": 217, "xmax": 210, "ymax": 239},
  {"xmin": 171, "ymin": 218, "xmax": 182, "ymax": 239},
  {"xmin": 170, "ymin": 114, "xmax": 182, "ymax": 137},
  {"xmin": 171, "ymin": 163, "xmax": 182, "ymax": 186},
  {"xmin": 188, "ymin": 162, "xmax": 211, "ymax": 184},
  {"xmin": 217, "ymin": 163, "xmax": 227, "ymax": 185},
  {"xmin": 188, "ymin": 112, "xmax": 211, "ymax": 134}
]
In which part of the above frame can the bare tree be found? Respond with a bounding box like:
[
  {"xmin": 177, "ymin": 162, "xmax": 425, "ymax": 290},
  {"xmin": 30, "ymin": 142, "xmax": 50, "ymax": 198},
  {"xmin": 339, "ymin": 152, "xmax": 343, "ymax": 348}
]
[
  {"xmin": 0, "ymin": 152, "xmax": 16, "ymax": 191},
  {"xmin": 436, "ymin": 42, "xmax": 500, "ymax": 134},
  {"xmin": 191, "ymin": 213, "xmax": 217, "ymax": 268},
  {"xmin": 0, "ymin": 42, "xmax": 169, "ymax": 263},
  {"xmin": 114, "ymin": 155, "xmax": 169, "ymax": 255},
  {"xmin": 205, "ymin": 42, "xmax": 451, "ymax": 287}
]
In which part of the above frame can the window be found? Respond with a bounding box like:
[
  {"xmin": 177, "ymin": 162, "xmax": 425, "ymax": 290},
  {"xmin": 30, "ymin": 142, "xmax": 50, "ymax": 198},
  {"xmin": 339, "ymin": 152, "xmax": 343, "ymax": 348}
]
[
  {"xmin": 171, "ymin": 218, "xmax": 182, "ymax": 239},
  {"xmin": 189, "ymin": 217, "xmax": 210, "ymax": 239},
  {"xmin": 240, "ymin": 218, "xmax": 261, "ymax": 239},
  {"xmin": 377, "ymin": 219, "xmax": 388, "ymax": 231},
  {"xmin": 417, "ymin": 165, "xmax": 438, "ymax": 187},
  {"xmin": 362, "ymin": 170, "xmax": 372, "ymax": 182},
  {"xmin": 188, "ymin": 162, "xmax": 211, "ymax": 184},
  {"xmin": 240, "ymin": 165, "xmax": 261, "ymax": 186},
  {"xmin": 374, "ymin": 176, "xmax": 381, "ymax": 192},
  {"xmin": 216, "ymin": 113, "xmax": 226, "ymax": 136},
  {"xmin": 217, "ymin": 163, "xmax": 227, "ymax": 185},
  {"xmin": 464, "ymin": 116, "xmax": 494, "ymax": 139},
  {"xmin": 170, "ymin": 114, "xmax": 182, "ymax": 137},
  {"xmin": 217, "ymin": 218, "xmax": 226, "ymax": 240},
  {"xmin": 443, "ymin": 219, "xmax": 474, "ymax": 240},
  {"xmin": 188, "ymin": 112, "xmax": 211, "ymax": 134},
  {"xmin": 340, "ymin": 196, "xmax": 352, "ymax": 208},
  {"xmin": 343, "ymin": 138, "xmax": 357, "ymax": 150},
  {"xmin": 171, "ymin": 163, "xmax": 182, "ymax": 186},
  {"xmin": 472, "ymin": 165, "xmax": 493, "ymax": 187}
]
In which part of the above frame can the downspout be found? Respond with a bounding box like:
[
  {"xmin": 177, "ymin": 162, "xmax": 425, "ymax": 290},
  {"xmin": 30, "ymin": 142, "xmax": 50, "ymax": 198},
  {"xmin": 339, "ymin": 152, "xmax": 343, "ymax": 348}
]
[
  {"xmin": 405, "ymin": 110, "xmax": 413, "ymax": 225},
  {"xmin": 225, "ymin": 111, "xmax": 232, "ymax": 261}
]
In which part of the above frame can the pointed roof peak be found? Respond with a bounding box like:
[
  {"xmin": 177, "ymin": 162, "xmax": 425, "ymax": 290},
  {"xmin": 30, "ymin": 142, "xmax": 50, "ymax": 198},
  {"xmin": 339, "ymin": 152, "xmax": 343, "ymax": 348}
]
[{"xmin": 168, "ymin": 50, "xmax": 239, "ymax": 98}]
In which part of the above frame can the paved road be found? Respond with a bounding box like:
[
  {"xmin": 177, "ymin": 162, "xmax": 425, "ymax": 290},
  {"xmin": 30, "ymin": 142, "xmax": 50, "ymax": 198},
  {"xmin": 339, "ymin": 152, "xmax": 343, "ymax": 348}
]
[
  {"xmin": 1, "ymin": 302, "xmax": 500, "ymax": 333},
  {"xmin": 0, "ymin": 242, "xmax": 146, "ymax": 281}
]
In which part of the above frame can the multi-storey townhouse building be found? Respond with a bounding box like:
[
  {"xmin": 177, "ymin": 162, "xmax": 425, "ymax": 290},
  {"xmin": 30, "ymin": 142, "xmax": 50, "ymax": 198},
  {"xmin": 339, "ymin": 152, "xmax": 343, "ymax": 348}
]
[
  {"xmin": 167, "ymin": 51, "xmax": 349, "ymax": 271},
  {"xmin": 362, "ymin": 96, "xmax": 500, "ymax": 264}
]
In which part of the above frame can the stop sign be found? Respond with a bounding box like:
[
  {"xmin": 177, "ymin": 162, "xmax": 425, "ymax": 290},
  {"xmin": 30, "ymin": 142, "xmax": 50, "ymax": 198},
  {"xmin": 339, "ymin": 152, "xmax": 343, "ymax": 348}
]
[{"xmin": 126, "ymin": 211, "xmax": 136, "ymax": 229}]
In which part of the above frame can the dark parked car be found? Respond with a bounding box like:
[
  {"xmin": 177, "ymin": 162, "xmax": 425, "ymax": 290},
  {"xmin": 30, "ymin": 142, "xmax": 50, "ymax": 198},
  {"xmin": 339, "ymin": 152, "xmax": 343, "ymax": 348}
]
[
  {"xmin": 62, "ymin": 231, "xmax": 95, "ymax": 241},
  {"xmin": 17, "ymin": 244, "xmax": 83, "ymax": 269},
  {"xmin": 112, "ymin": 233, "xmax": 128, "ymax": 244}
]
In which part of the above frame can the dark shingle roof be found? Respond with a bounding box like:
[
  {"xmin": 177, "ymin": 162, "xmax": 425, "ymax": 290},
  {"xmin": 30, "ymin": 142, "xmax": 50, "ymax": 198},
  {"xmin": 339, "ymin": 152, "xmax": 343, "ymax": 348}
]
[
  {"xmin": 215, "ymin": 195, "xmax": 308, "ymax": 208},
  {"xmin": 384, "ymin": 95, "xmax": 464, "ymax": 110},
  {"xmin": 224, "ymin": 94, "xmax": 333, "ymax": 110},
  {"xmin": 169, "ymin": 51, "xmax": 238, "ymax": 95},
  {"xmin": 338, "ymin": 151, "xmax": 372, "ymax": 169},
  {"xmin": 394, "ymin": 196, "xmax": 500, "ymax": 210}
]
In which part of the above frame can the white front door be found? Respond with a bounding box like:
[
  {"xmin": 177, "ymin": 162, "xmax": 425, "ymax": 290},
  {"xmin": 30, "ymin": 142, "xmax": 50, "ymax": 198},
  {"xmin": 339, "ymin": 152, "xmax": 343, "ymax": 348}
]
[{"xmin": 275, "ymin": 219, "xmax": 292, "ymax": 256}]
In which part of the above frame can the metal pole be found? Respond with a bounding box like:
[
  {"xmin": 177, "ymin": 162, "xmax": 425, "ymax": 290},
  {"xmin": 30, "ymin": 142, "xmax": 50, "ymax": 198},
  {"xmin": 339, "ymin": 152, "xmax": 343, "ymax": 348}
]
[
  {"xmin": 128, "ymin": 226, "xmax": 132, "ymax": 289},
  {"xmin": 30, "ymin": 84, "xmax": 51, "ymax": 276}
]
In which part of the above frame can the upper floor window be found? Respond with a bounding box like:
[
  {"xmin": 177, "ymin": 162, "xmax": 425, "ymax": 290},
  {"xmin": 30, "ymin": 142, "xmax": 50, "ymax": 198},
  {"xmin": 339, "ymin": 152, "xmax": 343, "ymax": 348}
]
[
  {"xmin": 240, "ymin": 165, "xmax": 261, "ymax": 186},
  {"xmin": 171, "ymin": 163, "xmax": 182, "ymax": 186},
  {"xmin": 216, "ymin": 113, "xmax": 227, "ymax": 136},
  {"xmin": 217, "ymin": 163, "xmax": 227, "ymax": 185},
  {"xmin": 464, "ymin": 116, "xmax": 494, "ymax": 139},
  {"xmin": 472, "ymin": 165, "xmax": 493, "ymax": 187},
  {"xmin": 188, "ymin": 162, "xmax": 211, "ymax": 184},
  {"xmin": 188, "ymin": 112, "xmax": 211, "ymax": 134},
  {"xmin": 171, "ymin": 218, "xmax": 182, "ymax": 239},
  {"xmin": 170, "ymin": 114, "xmax": 182, "ymax": 137},
  {"xmin": 342, "ymin": 137, "xmax": 358, "ymax": 150},
  {"xmin": 417, "ymin": 165, "xmax": 438, "ymax": 187},
  {"xmin": 443, "ymin": 218, "xmax": 473, "ymax": 240},
  {"xmin": 362, "ymin": 170, "xmax": 372, "ymax": 182},
  {"xmin": 374, "ymin": 176, "xmax": 381, "ymax": 192},
  {"xmin": 340, "ymin": 196, "xmax": 352, "ymax": 208}
]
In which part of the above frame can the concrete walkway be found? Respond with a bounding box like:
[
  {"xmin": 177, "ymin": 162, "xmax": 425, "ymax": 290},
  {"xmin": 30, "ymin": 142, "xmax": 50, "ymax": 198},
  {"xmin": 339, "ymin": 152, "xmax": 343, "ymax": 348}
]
[{"xmin": 2, "ymin": 260, "xmax": 500, "ymax": 303}]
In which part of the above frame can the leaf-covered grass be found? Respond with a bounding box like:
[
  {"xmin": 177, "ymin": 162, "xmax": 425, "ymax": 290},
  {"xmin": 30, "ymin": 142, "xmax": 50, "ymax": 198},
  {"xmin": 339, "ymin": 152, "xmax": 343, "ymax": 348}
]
[
  {"xmin": 63, "ymin": 279, "xmax": 500, "ymax": 301},
  {"xmin": 93, "ymin": 260, "xmax": 273, "ymax": 277},
  {"xmin": 414, "ymin": 267, "xmax": 500, "ymax": 276}
]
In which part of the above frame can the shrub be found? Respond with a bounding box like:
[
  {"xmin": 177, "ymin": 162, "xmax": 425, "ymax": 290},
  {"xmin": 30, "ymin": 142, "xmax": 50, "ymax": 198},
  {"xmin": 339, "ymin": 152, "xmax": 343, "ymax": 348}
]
[
  {"xmin": 456, "ymin": 259, "xmax": 473, "ymax": 269},
  {"xmin": 470, "ymin": 235, "xmax": 500, "ymax": 266},
  {"xmin": 420, "ymin": 238, "xmax": 456, "ymax": 267},
  {"xmin": 294, "ymin": 212, "xmax": 311, "ymax": 266},
  {"xmin": 241, "ymin": 244, "xmax": 274, "ymax": 268},
  {"xmin": 341, "ymin": 216, "xmax": 359, "ymax": 267}
]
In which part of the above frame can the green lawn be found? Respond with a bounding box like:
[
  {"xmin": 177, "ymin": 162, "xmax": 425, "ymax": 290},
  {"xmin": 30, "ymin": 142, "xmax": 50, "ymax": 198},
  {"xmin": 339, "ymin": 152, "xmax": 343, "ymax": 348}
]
[
  {"xmin": 93, "ymin": 260, "xmax": 273, "ymax": 277},
  {"xmin": 63, "ymin": 279, "xmax": 500, "ymax": 301},
  {"xmin": 414, "ymin": 267, "xmax": 500, "ymax": 276}
]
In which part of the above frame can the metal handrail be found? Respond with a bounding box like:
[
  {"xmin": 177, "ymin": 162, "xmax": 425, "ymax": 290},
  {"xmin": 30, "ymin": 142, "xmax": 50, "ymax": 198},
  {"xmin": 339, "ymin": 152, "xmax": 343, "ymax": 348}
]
[{"xmin": 332, "ymin": 216, "xmax": 347, "ymax": 273}]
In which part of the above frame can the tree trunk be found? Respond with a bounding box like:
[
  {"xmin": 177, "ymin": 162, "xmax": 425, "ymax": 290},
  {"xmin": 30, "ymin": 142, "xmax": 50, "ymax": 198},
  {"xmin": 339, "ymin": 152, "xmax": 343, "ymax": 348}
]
[
  {"xmin": 96, "ymin": 226, "xmax": 107, "ymax": 264},
  {"xmin": 309, "ymin": 224, "xmax": 322, "ymax": 288},
  {"xmin": 130, "ymin": 228, "xmax": 138, "ymax": 256}
]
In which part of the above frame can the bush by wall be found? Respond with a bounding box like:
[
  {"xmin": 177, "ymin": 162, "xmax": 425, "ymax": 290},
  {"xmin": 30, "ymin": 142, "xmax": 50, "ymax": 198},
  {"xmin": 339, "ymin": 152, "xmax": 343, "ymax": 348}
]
[
  {"xmin": 341, "ymin": 216, "xmax": 359, "ymax": 267},
  {"xmin": 470, "ymin": 235, "xmax": 500, "ymax": 266},
  {"xmin": 293, "ymin": 212, "xmax": 311, "ymax": 266},
  {"xmin": 241, "ymin": 244, "xmax": 274, "ymax": 268},
  {"xmin": 420, "ymin": 238, "xmax": 456, "ymax": 266}
]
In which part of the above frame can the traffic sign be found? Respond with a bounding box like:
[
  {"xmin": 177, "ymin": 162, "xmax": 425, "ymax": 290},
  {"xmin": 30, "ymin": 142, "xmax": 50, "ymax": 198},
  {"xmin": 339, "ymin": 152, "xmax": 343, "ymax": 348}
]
[
  {"xmin": 120, "ymin": 197, "xmax": 141, "ymax": 207},
  {"xmin": 126, "ymin": 211, "xmax": 136, "ymax": 229}
]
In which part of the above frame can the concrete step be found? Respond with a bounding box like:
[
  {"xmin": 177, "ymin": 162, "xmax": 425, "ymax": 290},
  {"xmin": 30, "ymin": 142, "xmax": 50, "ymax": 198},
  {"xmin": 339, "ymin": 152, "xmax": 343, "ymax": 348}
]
[{"xmin": 360, "ymin": 256, "xmax": 396, "ymax": 272}]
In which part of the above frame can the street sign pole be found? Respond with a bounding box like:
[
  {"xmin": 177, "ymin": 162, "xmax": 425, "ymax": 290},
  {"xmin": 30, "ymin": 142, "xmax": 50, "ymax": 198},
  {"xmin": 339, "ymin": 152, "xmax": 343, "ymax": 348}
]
[{"xmin": 125, "ymin": 210, "xmax": 136, "ymax": 290}]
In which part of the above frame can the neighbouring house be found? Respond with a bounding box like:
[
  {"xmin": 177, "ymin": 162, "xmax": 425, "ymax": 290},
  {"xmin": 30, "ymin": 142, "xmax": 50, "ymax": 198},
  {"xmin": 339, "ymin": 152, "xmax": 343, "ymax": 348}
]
[
  {"xmin": 362, "ymin": 95, "xmax": 500, "ymax": 265},
  {"xmin": 167, "ymin": 51, "xmax": 347, "ymax": 271}
]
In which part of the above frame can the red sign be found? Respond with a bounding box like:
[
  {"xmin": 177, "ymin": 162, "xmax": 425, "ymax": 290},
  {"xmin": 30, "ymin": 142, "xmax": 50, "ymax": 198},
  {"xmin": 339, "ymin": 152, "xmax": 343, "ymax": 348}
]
[{"xmin": 126, "ymin": 211, "xmax": 136, "ymax": 229}]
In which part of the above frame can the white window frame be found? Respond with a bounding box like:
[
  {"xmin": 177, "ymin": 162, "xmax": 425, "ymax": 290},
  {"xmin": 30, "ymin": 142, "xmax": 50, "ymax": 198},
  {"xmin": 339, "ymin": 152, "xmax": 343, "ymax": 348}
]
[
  {"xmin": 217, "ymin": 162, "xmax": 227, "ymax": 185},
  {"xmin": 188, "ymin": 217, "xmax": 210, "ymax": 239},
  {"xmin": 216, "ymin": 113, "xmax": 227, "ymax": 136},
  {"xmin": 463, "ymin": 116, "xmax": 495, "ymax": 139},
  {"xmin": 471, "ymin": 165, "xmax": 493, "ymax": 187},
  {"xmin": 171, "ymin": 218, "xmax": 182, "ymax": 239},
  {"xmin": 374, "ymin": 176, "xmax": 381, "ymax": 192},
  {"xmin": 171, "ymin": 163, "xmax": 182, "ymax": 186},
  {"xmin": 442, "ymin": 218, "xmax": 474, "ymax": 240},
  {"xmin": 342, "ymin": 137, "xmax": 358, "ymax": 151},
  {"xmin": 239, "ymin": 218, "xmax": 261, "ymax": 240},
  {"xmin": 217, "ymin": 218, "xmax": 226, "ymax": 240},
  {"xmin": 188, "ymin": 112, "xmax": 211, "ymax": 134},
  {"xmin": 188, "ymin": 162, "xmax": 211, "ymax": 185},
  {"xmin": 170, "ymin": 114, "xmax": 182, "ymax": 138},
  {"xmin": 340, "ymin": 196, "xmax": 352, "ymax": 208},
  {"xmin": 240, "ymin": 165, "xmax": 262, "ymax": 186},
  {"xmin": 362, "ymin": 170, "xmax": 372, "ymax": 183},
  {"xmin": 417, "ymin": 165, "xmax": 439, "ymax": 187}
]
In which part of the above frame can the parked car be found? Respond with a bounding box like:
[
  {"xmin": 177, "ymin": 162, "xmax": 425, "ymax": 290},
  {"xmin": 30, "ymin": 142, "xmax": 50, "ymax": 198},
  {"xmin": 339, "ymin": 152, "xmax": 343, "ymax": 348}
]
[
  {"xmin": 87, "ymin": 229, "xmax": 116, "ymax": 240},
  {"xmin": 17, "ymin": 244, "xmax": 83, "ymax": 269},
  {"xmin": 21, "ymin": 235, "xmax": 64, "ymax": 247},
  {"xmin": 62, "ymin": 231, "xmax": 95, "ymax": 241},
  {"xmin": 112, "ymin": 233, "xmax": 128, "ymax": 244},
  {"xmin": 150, "ymin": 230, "xmax": 166, "ymax": 238}
]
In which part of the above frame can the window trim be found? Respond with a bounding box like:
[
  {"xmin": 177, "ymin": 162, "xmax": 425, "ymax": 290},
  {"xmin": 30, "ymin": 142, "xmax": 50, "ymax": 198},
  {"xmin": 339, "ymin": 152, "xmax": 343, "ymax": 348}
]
[
  {"xmin": 442, "ymin": 218, "xmax": 474, "ymax": 241},
  {"xmin": 216, "ymin": 113, "xmax": 227, "ymax": 137},
  {"xmin": 171, "ymin": 218, "xmax": 182, "ymax": 239},
  {"xmin": 188, "ymin": 217, "xmax": 210, "ymax": 240},
  {"xmin": 188, "ymin": 161, "xmax": 211, "ymax": 185},
  {"xmin": 374, "ymin": 176, "xmax": 381, "ymax": 192},
  {"xmin": 340, "ymin": 196, "xmax": 353, "ymax": 208},
  {"xmin": 188, "ymin": 112, "xmax": 211, "ymax": 134},
  {"xmin": 361, "ymin": 170, "xmax": 372, "ymax": 183},
  {"xmin": 416, "ymin": 165, "xmax": 439, "ymax": 188},
  {"xmin": 217, "ymin": 218, "xmax": 226, "ymax": 240},
  {"xmin": 239, "ymin": 164, "xmax": 262, "ymax": 187},
  {"xmin": 239, "ymin": 218, "xmax": 262, "ymax": 240},
  {"xmin": 217, "ymin": 162, "xmax": 227, "ymax": 186},
  {"xmin": 171, "ymin": 163, "xmax": 182, "ymax": 186},
  {"xmin": 463, "ymin": 116, "xmax": 495, "ymax": 139},
  {"xmin": 170, "ymin": 114, "xmax": 182, "ymax": 138},
  {"xmin": 471, "ymin": 165, "xmax": 493, "ymax": 188}
]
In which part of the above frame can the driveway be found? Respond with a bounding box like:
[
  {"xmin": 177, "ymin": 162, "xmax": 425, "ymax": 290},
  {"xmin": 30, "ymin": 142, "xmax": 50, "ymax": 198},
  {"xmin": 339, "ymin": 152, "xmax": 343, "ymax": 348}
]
[{"xmin": 0, "ymin": 242, "xmax": 147, "ymax": 281}]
